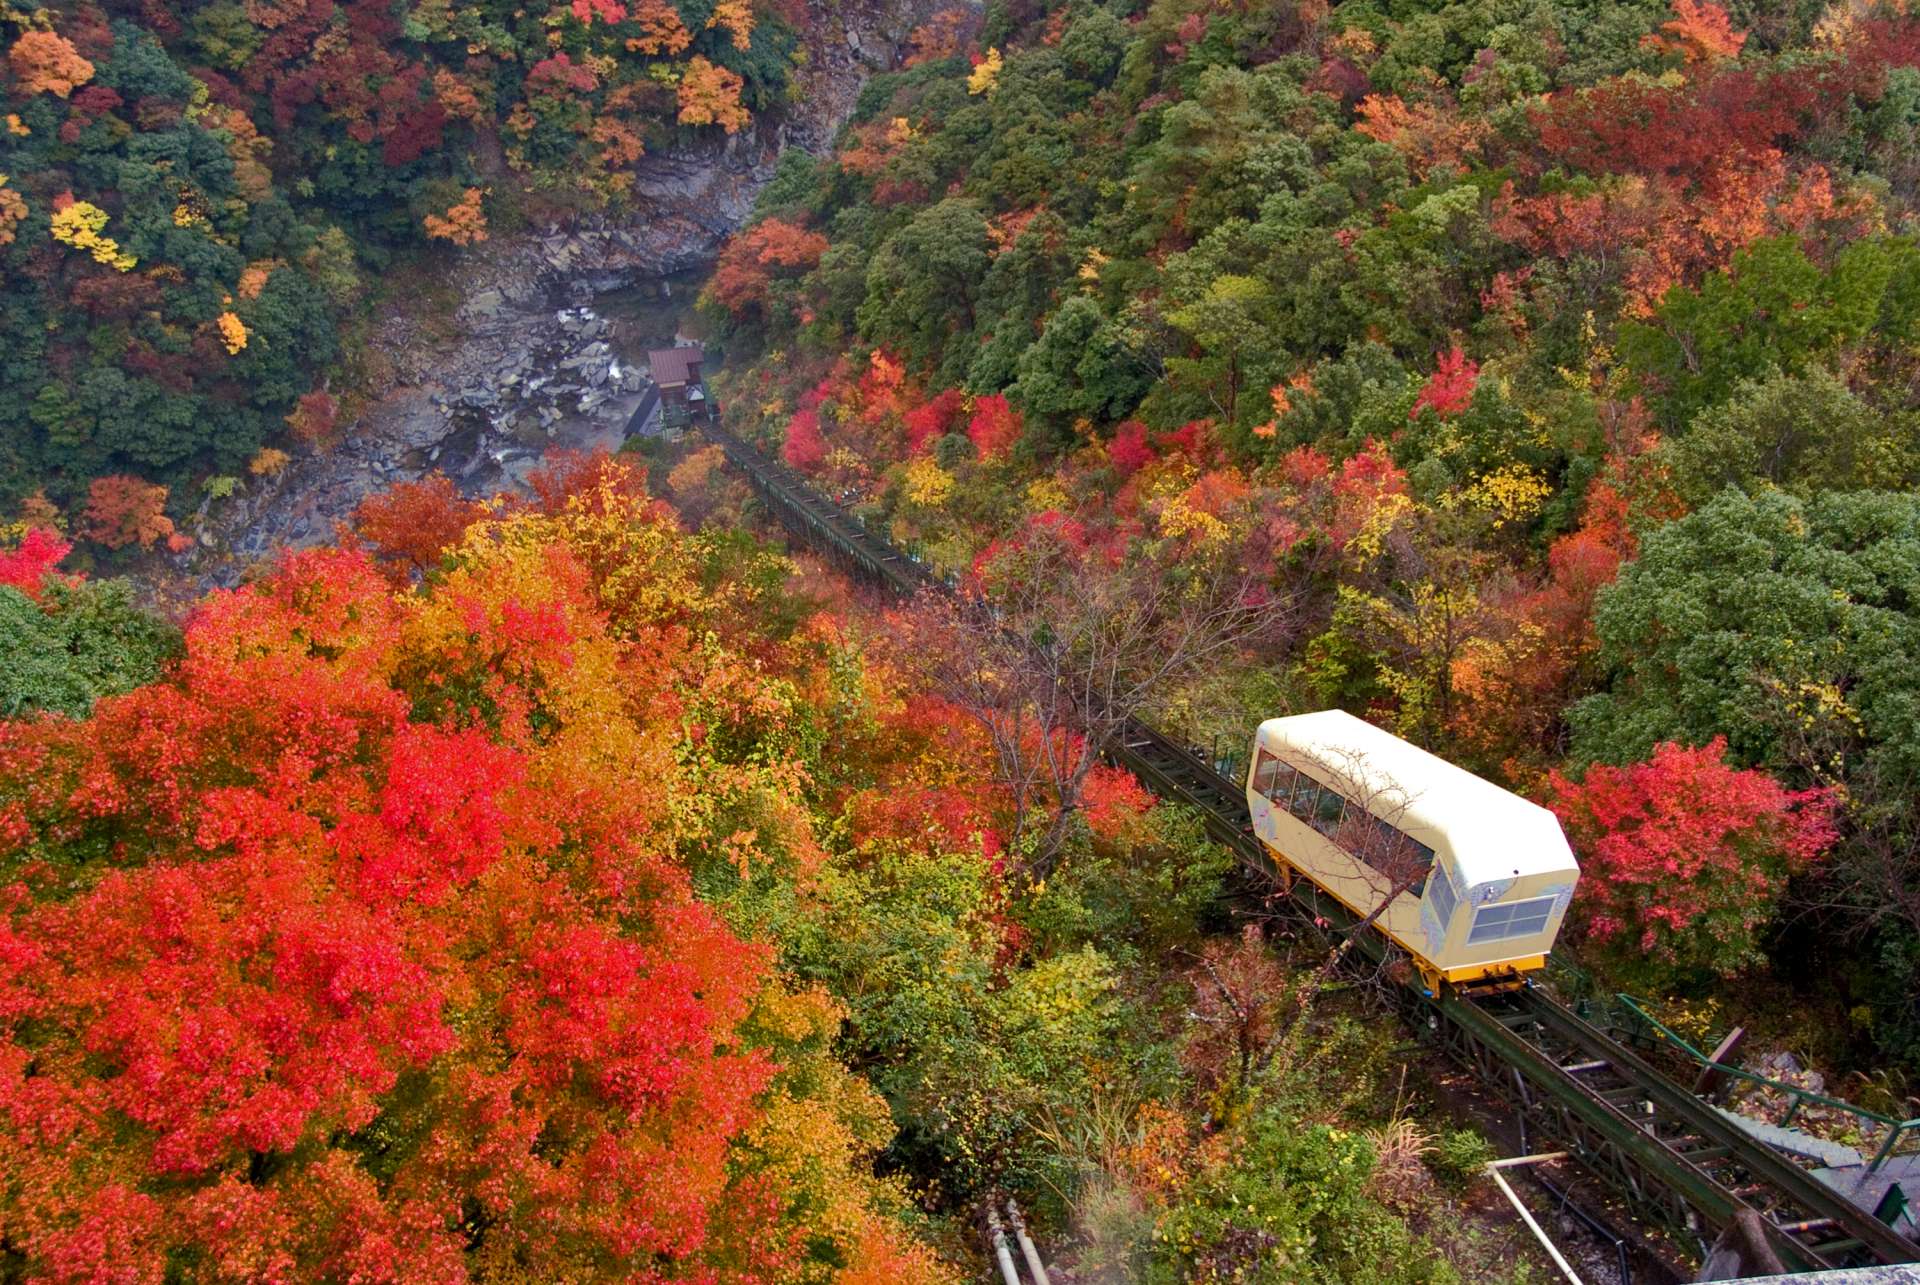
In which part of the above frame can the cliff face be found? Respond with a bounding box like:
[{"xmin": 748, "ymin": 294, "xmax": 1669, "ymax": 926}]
[
  {"xmin": 533, "ymin": 0, "xmax": 950, "ymax": 287},
  {"xmin": 172, "ymin": 0, "xmax": 955, "ymax": 593}
]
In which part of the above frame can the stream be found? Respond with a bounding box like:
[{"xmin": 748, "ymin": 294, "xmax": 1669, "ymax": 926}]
[{"xmin": 162, "ymin": 254, "xmax": 706, "ymax": 600}]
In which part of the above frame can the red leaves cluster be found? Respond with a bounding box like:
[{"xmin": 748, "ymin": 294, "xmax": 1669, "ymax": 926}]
[
  {"xmin": 967, "ymin": 393, "xmax": 1023, "ymax": 460},
  {"xmin": 571, "ymin": 0, "xmax": 629, "ymax": 24},
  {"xmin": 525, "ymin": 51, "xmax": 598, "ymax": 96},
  {"xmin": 904, "ymin": 388, "xmax": 966, "ymax": 453},
  {"xmin": 1530, "ymin": 66, "xmax": 1820, "ymax": 187},
  {"xmin": 284, "ymin": 389, "xmax": 339, "ymax": 446},
  {"xmin": 0, "ymin": 527, "xmax": 72, "ymax": 599},
  {"xmin": 0, "ymin": 532, "xmax": 801, "ymax": 1279},
  {"xmin": 1327, "ymin": 438, "xmax": 1409, "ymax": 547},
  {"xmin": 348, "ymin": 472, "xmax": 484, "ymax": 582},
  {"xmin": 1081, "ymin": 764, "xmax": 1153, "ymax": 840},
  {"xmin": 525, "ymin": 444, "xmax": 658, "ymax": 517},
  {"xmin": 1108, "ymin": 419, "xmax": 1155, "ymax": 475},
  {"xmin": 1410, "ymin": 346, "xmax": 1478, "ymax": 420},
  {"xmin": 782, "ymin": 407, "xmax": 827, "ymax": 472},
  {"xmin": 1548, "ymin": 739, "xmax": 1837, "ymax": 977}
]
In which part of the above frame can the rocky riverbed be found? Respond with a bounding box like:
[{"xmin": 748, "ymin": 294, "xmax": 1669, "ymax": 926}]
[
  {"xmin": 172, "ymin": 238, "xmax": 668, "ymax": 591},
  {"xmin": 161, "ymin": 0, "xmax": 957, "ymax": 598}
]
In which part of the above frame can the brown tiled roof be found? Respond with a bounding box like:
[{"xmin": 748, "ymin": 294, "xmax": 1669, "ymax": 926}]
[{"xmin": 647, "ymin": 345, "xmax": 703, "ymax": 387}]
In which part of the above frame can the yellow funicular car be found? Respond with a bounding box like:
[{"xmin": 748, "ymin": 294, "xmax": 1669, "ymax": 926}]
[{"xmin": 1245, "ymin": 710, "xmax": 1581, "ymax": 995}]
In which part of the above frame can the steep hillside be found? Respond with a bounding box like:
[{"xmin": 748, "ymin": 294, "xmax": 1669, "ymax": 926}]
[
  {"xmin": 696, "ymin": 0, "xmax": 1920, "ymax": 1069},
  {"xmin": 0, "ymin": 0, "xmax": 941, "ymax": 535}
]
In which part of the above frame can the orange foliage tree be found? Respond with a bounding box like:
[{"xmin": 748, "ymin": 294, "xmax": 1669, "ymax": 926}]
[
  {"xmin": 705, "ymin": 218, "xmax": 830, "ymax": 317},
  {"xmin": 423, "ymin": 187, "xmax": 488, "ymax": 245},
  {"xmin": 1645, "ymin": 0, "xmax": 1747, "ymax": 64},
  {"xmin": 0, "ymin": 474, "xmax": 947, "ymax": 1283},
  {"xmin": 348, "ymin": 472, "xmax": 486, "ymax": 581},
  {"xmin": 677, "ymin": 56, "xmax": 749, "ymax": 132},
  {"xmin": 8, "ymin": 29, "xmax": 94, "ymax": 98},
  {"xmin": 81, "ymin": 475, "xmax": 175, "ymax": 550}
]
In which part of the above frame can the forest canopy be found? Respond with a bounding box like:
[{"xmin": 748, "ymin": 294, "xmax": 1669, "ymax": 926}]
[
  {"xmin": 0, "ymin": 0, "xmax": 792, "ymax": 509},
  {"xmin": 697, "ymin": 0, "xmax": 1920, "ymax": 1061}
]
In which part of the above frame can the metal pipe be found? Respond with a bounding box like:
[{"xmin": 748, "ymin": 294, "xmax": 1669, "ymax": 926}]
[
  {"xmin": 1486, "ymin": 1154, "xmax": 1585, "ymax": 1285},
  {"xmin": 1532, "ymin": 1168, "xmax": 1632, "ymax": 1285},
  {"xmin": 1004, "ymin": 1198, "xmax": 1051, "ymax": 1285},
  {"xmin": 985, "ymin": 1206, "xmax": 1023, "ymax": 1285}
]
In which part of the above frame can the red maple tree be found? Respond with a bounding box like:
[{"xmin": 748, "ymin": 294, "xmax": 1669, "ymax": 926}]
[
  {"xmin": 348, "ymin": 472, "xmax": 484, "ymax": 581},
  {"xmin": 966, "ymin": 394, "xmax": 1023, "ymax": 460},
  {"xmin": 1548, "ymin": 738, "xmax": 1838, "ymax": 980},
  {"xmin": 0, "ymin": 495, "xmax": 944, "ymax": 1280},
  {"xmin": 782, "ymin": 407, "xmax": 827, "ymax": 472},
  {"xmin": 0, "ymin": 527, "xmax": 73, "ymax": 599},
  {"xmin": 904, "ymin": 388, "xmax": 966, "ymax": 453},
  {"xmin": 1410, "ymin": 346, "xmax": 1478, "ymax": 419}
]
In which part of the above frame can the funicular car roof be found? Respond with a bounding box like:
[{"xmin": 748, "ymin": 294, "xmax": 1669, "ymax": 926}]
[{"xmin": 1255, "ymin": 709, "xmax": 1579, "ymax": 889}]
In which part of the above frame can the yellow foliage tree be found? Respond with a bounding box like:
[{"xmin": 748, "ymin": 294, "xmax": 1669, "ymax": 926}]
[
  {"xmin": 216, "ymin": 311, "xmax": 248, "ymax": 354},
  {"xmin": 50, "ymin": 200, "xmax": 136, "ymax": 271},
  {"xmin": 706, "ymin": 0, "xmax": 754, "ymax": 50},
  {"xmin": 248, "ymin": 448, "xmax": 291, "ymax": 477},
  {"xmin": 903, "ymin": 456, "xmax": 955, "ymax": 508},
  {"xmin": 967, "ymin": 46, "xmax": 1002, "ymax": 95}
]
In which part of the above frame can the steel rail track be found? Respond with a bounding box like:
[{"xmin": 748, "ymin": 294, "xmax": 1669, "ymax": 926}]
[{"xmin": 696, "ymin": 420, "xmax": 1919, "ymax": 1273}]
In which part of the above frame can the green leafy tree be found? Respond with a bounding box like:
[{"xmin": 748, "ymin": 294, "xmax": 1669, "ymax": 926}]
[
  {"xmin": 1621, "ymin": 236, "xmax": 1920, "ymax": 429},
  {"xmin": 858, "ymin": 199, "xmax": 992, "ymax": 377},
  {"xmin": 1163, "ymin": 274, "xmax": 1285, "ymax": 428},
  {"xmin": 1572, "ymin": 488, "xmax": 1920, "ymax": 790},
  {"xmin": 1148, "ymin": 1103, "xmax": 1458, "ymax": 1284},
  {"xmin": 1656, "ymin": 367, "xmax": 1920, "ymax": 505},
  {"xmin": 1009, "ymin": 295, "xmax": 1152, "ymax": 431},
  {"xmin": 0, "ymin": 579, "xmax": 182, "ymax": 718}
]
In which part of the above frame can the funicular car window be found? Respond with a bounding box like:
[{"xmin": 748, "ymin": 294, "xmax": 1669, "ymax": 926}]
[
  {"xmin": 1311, "ymin": 784, "xmax": 1345, "ymax": 836},
  {"xmin": 1287, "ymin": 778, "xmax": 1319, "ymax": 823},
  {"xmin": 1429, "ymin": 860, "xmax": 1458, "ymax": 930},
  {"xmin": 1256, "ymin": 753, "xmax": 1299, "ymax": 807},
  {"xmin": 1328, "ymin": 800, "xmax": 1433, "ymax": 897},
  {"xmin": 1467, "ymin": 896, "xmax": 1557, "ymax": 945},
  {"xmin": 1252, "ymin": 750, "xmax": 1281, "ymax": 796}
]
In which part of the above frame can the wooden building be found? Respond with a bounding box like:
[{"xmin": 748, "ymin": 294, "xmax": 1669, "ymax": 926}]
[{"xmin": 647, "ymin": 344, "xmax": 708, "ymax": 420}]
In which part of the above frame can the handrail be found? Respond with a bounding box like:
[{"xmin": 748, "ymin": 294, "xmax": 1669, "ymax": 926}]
[{"xmin": 1618, "ymin": 994, "xmax": 1920, "ymax": 1174}]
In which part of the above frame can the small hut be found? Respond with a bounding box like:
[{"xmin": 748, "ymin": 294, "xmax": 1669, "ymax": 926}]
[{"xmin": 648, "ymin": 344, "xmax": 707, "ymax": 419}]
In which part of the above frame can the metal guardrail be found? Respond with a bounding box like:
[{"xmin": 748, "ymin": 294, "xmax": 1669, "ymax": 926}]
[
  {"xmin": 694, "ymin": 420, "xmax": 1920, "ymax": 1273},
  {"xmin": 1618, "ymin": 994, "xmax": 1920, "ymax": 1175}
]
